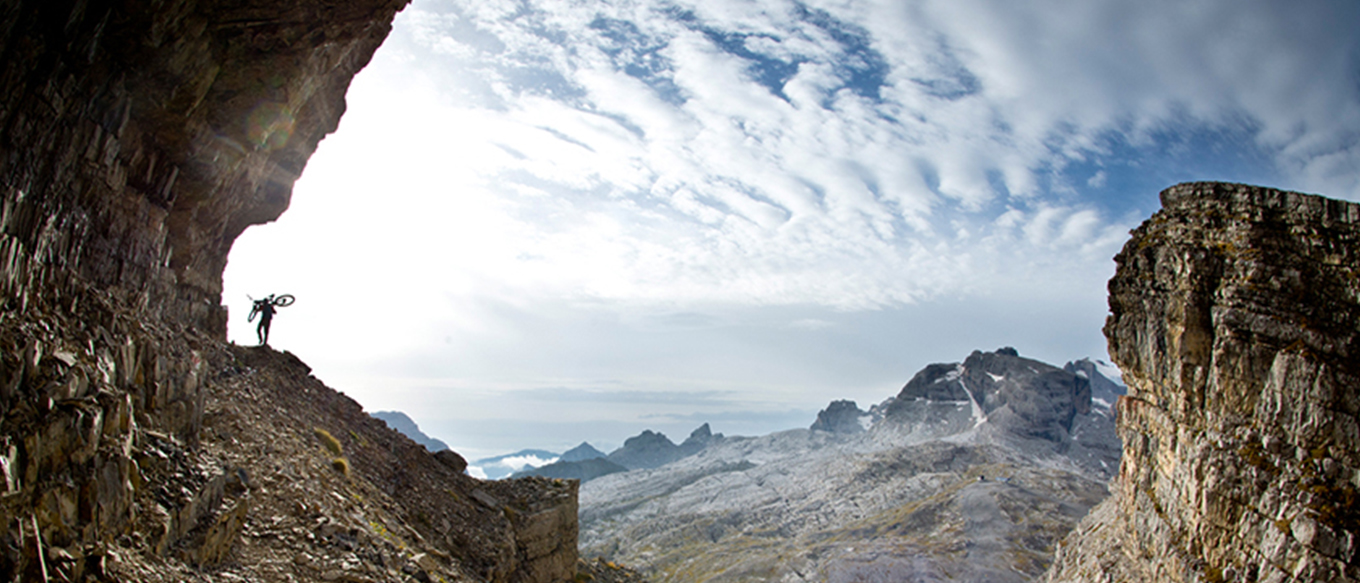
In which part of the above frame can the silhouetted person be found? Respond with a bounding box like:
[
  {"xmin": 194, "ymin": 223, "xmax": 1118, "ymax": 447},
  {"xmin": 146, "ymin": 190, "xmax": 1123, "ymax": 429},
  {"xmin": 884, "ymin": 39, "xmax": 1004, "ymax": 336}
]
[{"xmin": 248, "ymin": 295, "xmax": 277, "ymax": 346}]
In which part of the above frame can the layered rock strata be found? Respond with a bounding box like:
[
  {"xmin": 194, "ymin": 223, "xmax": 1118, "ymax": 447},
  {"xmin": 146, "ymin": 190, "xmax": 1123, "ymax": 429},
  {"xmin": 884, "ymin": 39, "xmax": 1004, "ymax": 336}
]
[
  {"xmin": 0, "ymin": 1, "xmax": 581, "ymax": 581},
  {"xmin": 1046, "ymin": 182, "xmax": 1360, "ymax": 583},
  {"xmin": 2, "ymin": 0, "xmax": 410, "ymax": 332}
]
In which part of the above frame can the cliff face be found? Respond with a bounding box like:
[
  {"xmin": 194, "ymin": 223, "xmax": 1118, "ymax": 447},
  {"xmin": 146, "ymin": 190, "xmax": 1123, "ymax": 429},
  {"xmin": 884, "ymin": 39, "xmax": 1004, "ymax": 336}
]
[
  {"xmin": 1, "ymin": 0, "xmax": 406, "ymax": 332},
  {"xmin": 1046, "ymin": 183, "xmax": 1360, "ymax": 582},
  {"xmin": 0, "ymin": 1, "xmax": 579, "ymax": 581}
]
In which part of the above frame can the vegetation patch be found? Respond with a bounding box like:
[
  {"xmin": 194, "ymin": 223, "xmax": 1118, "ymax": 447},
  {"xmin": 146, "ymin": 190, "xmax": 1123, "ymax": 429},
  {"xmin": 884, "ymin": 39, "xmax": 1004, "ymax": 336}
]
[
  {"xmin": 315, "ymin": 427, "xmax": 343, "ymax": 456},
  {"xmin": 332, "ymin": 457, "xmax": 351, "ymax": 478}
]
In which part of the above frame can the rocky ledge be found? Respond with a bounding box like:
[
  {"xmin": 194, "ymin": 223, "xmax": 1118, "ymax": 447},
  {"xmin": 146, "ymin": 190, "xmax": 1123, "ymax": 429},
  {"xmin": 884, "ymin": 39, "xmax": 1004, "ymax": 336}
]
[
  {"xmin": 1045, "ymin": 182, "xmax": 1360, "ymax": 583},
  {"xmin": 0, "ymin": 298, "xmax": 581, "ymax": 582}
]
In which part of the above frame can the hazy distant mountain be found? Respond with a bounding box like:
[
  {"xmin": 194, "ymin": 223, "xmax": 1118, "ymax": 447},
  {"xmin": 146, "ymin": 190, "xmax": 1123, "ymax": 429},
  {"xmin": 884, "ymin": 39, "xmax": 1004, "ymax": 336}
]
[
  {"xmin": 469, "ymin": 449, "xmax": 560, "ymax": 480},
  {"xmin": 677, "ymin": 422, "xmax": 722, "ymax": 455},
  {"xmin": 560, "ymin": 442, "xmax": 607, "ymax": 462},
  {"xmin": 1063, "ymin": 357, "xmax": 1127, "ymax": 412},
  {"xmin": 605, "ymin": 423, "xmax": 724, "ymax": 470},
  {"xmin": 604, "ymin": 430, "xmax": 675, "ymax": 470},
  {"xmin": 370, "ymin": 411, "xmax": 448, "ymax": 452},
  {"xmin": 512, "ymin": 442, "xmax": 620, "ymax": 483},
  {"xmin": 580, "ymin": 348, "xmax": 1124, "ymax": 583},
  {"xmin": 884, "ymin": 348, "xmax": 1091, "ymax": 442},
  {"xmin": 513, "ymin": 457, "xmax": 628, "ymax": 482},
  {"xmin": 510, "ymin": 429, "xmax": 725, "ymax": 484},
  {"xmin": 809, "ymin": 399, "xmax": 872, "ymax": 434}
]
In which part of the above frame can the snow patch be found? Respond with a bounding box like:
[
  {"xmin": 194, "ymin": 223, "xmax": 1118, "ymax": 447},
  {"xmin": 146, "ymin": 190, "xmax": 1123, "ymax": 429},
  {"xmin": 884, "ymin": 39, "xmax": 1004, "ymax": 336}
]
[
  {"xmin": 959, "ymin": 379, "xmax": 988, "ymax": 427},
  {"xmin": 1074, "ymin": 370, "xmax": 1088, "ymax": 379},
  {"xmin": 1095, "ymin": 360, "xmax": 1125, "ymax": 385},
  {"xmin": 858, "ymin": 415, "xmax": 874, "ymax": 431},
  {"xmin": 986, "ymin": 372, "xmax": 1005, "ymax": 382}
]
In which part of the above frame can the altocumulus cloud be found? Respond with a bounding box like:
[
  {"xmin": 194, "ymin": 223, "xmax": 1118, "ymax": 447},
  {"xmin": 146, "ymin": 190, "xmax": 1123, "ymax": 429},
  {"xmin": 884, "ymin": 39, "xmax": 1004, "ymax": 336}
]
[
  {"xmin": 223, "ymin": 0, "xmax": 1359, "ymax": 457},
  {"xmin": 380, "ymin": 0, "xmax": 1358, "ymax": 309}
]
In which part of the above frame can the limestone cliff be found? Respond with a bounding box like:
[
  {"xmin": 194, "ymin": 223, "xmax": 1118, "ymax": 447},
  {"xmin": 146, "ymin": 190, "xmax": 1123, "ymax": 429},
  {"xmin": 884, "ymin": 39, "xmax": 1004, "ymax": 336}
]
[
  {"xmin": 0, "ymin": 1, "xmax": 579, "ymax": 581},
  {"xmin": 1046, "ymin": 182, "xmax": 1360, "ymax": 583}
]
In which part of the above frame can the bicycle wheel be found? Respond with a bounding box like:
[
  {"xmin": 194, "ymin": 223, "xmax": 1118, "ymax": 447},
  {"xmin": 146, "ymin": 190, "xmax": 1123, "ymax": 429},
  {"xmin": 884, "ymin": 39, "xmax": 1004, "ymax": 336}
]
[{"xmin": 272, "ymin": 294, "xmax": 296, "ymax": 307}]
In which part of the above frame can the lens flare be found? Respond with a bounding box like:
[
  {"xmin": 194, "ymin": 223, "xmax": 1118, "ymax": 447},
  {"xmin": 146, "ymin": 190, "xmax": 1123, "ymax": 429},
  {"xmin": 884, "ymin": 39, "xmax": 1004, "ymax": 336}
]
[{"xmin": 245, "ymin": 102, "xmax": 296, "ymax": 151}]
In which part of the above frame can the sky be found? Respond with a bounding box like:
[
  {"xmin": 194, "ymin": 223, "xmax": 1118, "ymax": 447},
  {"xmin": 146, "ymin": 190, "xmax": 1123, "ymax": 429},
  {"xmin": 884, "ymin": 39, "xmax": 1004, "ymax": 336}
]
[{"xmin": 224, "ymin": 0, "xmax": 1360, "ymax": 461}]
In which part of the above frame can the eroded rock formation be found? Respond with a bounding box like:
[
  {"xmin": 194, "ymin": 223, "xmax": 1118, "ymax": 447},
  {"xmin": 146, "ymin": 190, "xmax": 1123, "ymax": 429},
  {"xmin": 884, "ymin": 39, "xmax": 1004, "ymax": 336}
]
[
  {"xmin": 0, "ymin": 1, "xmax": 580, "ymax": 581},
  {"xmin": 1046, "ymin": 182, "xmax": 1360, "ymax": 582}
]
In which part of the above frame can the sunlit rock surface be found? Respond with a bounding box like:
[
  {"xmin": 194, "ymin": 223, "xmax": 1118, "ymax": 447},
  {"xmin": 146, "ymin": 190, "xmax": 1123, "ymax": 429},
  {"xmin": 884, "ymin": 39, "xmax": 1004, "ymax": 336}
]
[{"xmin": 1045, "ymin": 182, "xmax": 1360, "ymax": 583}]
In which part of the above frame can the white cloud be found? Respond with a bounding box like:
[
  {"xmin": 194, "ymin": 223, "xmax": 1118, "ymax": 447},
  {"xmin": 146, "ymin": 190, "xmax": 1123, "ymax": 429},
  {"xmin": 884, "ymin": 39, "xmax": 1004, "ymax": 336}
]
[
  {"xmin": 319, "ymin": 0, "xmax": 1357, "ymax": 312},
  {"xmin": 225, "ymin": 0, "xmax": 1358, "ymax": 455},
  {"xmin": 495, "ymin": 455, "xmax": 558, "ymax": 471}
]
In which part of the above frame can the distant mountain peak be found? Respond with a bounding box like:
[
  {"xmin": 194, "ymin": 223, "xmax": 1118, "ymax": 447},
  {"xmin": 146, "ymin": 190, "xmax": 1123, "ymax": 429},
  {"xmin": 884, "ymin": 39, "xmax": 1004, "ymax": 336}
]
[
  {"xmin": 1063, "ymin": 358, "xmax": 1128, "ymax": 415},
  {"xmin": 876, "ymin": 347, "xmax": 1119, "ymax": 459},
  {"xmin": 681, "ymin": 423, "xmax": 723, "ymax": 448},
  {"xmin": 608, "ymin": 424, "xmax": 723, "ymax": 470},
  {"xmin": 622, "ymin": 429, "xmax": 673, "ymax": 448},
  {"xmin": 514, "ymin": 457, "xmax": 628, "ymax": 483},
  {"xmin": 371, "ymin": 411, "xmax": 449, "ymax": 453},
  {"xmin": 560, "ymin": 442, "xmax": 607, "ymax": 462},
  {"xmin": 810, "ymin": 400, "xmax": 872, "ymax": 434}
]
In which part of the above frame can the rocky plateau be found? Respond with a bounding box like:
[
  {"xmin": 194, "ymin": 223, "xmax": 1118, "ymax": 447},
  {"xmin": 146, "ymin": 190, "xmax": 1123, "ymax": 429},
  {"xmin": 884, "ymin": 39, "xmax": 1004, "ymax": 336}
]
[{"xmin": 578, "ymin": 350, "xmax": 1123, "ymax": 583}]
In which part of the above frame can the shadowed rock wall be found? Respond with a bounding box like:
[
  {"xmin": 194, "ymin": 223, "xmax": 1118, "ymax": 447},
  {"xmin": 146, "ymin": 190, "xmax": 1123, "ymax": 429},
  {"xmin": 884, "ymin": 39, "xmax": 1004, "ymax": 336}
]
[
  {"xmin": 1046, "ymin": 182, "xmax": 1360, "ymax": 582},
  {"xmin": 0, "ymin": 0, "xmax": 405, "ymax": 576},
  {"xmin": 0, "ymin": 1, "xmax": 580, "ymax": 581},
  {"xmin": 1, "ymin": 0, "xmax": 407, "ymax": 333}
]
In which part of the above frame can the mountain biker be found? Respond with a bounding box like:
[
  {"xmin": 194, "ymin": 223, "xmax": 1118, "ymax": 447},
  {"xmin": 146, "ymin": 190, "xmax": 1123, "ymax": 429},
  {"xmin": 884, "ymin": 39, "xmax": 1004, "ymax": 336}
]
[{"xmin": 248, "ymin": 294, "xmax": 278, "ymax": 346}]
